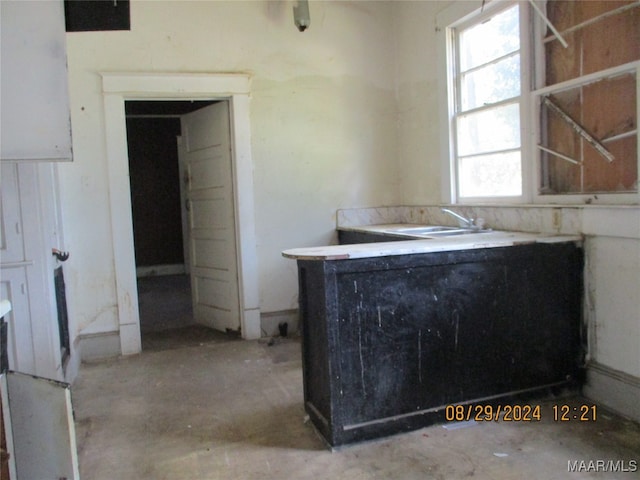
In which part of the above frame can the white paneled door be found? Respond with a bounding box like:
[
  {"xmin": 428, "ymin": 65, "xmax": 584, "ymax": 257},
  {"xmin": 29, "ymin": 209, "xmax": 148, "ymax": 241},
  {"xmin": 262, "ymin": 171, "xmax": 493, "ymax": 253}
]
[{"xmin": 180, "ymin": 102, "xmax": 241, "ymax": 333}]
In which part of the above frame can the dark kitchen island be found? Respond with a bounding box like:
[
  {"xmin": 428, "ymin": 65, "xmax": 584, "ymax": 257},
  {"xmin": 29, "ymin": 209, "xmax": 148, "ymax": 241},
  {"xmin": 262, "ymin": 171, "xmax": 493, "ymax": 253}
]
[{"xmin": 283, "ymin": 230, "xmax": 583, "ymax": 448}]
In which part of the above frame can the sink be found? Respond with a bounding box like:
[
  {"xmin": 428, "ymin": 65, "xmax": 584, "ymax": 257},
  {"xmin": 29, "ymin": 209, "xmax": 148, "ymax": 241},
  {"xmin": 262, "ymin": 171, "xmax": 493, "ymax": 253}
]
[
  {"xmin": 385, "ymin": 225, "xmax": 492, "ymax": 238},
  {"xmin": 393, "ymin": 226, "xmax": 459, "ymax": 234},
  {"xmin": 424, "ymin": 228, "xmax": 492, "ymax": 236}
]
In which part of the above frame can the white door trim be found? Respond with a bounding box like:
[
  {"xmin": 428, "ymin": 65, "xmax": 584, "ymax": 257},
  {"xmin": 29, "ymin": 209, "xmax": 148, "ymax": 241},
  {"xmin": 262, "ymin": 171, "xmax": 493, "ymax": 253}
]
[{"xmin": 101, "ymin": 73, "xmax": 261, "ymax": 354}]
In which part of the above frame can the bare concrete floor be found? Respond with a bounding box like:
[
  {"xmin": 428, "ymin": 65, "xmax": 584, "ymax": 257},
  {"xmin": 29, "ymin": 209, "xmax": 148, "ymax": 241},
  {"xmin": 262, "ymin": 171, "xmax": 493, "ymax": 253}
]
[
  {"xmin": 73, "ymin": 333, "xmax": 640, "ymax": 480},
  {"xmin": 137, "ymin": 274, "xmax": 195, "ymax": 335}
]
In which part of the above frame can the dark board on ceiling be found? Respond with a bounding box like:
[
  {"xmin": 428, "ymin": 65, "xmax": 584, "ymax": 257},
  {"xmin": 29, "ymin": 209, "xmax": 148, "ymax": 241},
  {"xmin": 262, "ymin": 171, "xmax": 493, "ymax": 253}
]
[{"xmin": 64, "ymin": 0, "xmax": 130, "ymax": 32}]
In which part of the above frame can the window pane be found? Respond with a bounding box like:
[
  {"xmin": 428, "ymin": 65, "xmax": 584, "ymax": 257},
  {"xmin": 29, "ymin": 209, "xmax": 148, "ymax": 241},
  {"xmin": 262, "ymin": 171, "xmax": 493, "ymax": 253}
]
[
  {"xmin": 457, "ymin": 103, "xmax": 520, "ymax": 157},
  {"xmin": 461, "ymin": 54, "xmax": 520, "ymax": 110},
  {"xmin": 459, "ymin": 5, "xmax": 520, "ymax": 71},
  {"xmin": 459, "ymin": 151, "xmax": 522, "ymax": 197}
]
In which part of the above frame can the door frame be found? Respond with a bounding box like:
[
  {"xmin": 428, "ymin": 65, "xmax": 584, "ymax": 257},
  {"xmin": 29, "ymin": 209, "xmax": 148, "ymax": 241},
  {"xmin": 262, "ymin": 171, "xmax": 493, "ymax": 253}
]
[{"xmin": 102, "ymin": 73, "xmax": 261, "ymax": 355}]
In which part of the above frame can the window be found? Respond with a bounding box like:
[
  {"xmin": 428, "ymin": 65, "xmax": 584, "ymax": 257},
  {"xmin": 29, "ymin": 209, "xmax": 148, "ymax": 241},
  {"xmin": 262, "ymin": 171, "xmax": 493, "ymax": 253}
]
[
  {"xmin": 450, "ymin": 3, "xmax": 524, "ymax": 200},
  {"xmin": 440, "ymin": 1, "xmax": 639, "ymax": 204}
]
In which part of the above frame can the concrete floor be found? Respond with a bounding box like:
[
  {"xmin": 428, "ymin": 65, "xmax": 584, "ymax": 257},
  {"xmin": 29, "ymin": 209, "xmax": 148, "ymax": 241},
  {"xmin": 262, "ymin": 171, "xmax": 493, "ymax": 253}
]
[
  {"xmin": 137, "ymin": 274, "xmax": 195, "ymax": 334},
  {"xmin": 137, "ymin": 274, "xmax": 232, "ymax": 352},
  {"xmin": 72, "ymin": 329, "xmax": 640, "ymax": 480}
]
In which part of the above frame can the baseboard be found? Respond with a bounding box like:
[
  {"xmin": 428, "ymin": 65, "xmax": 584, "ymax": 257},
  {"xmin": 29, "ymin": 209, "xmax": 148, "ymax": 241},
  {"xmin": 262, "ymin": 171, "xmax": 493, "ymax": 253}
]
[
  {"xmin": 260, "ymin": 309, "xmax": 299, "ymax": 338},
  {"xmin": 63, "ymin": 347, "xmax": 82, "ymax": 384},
  {"xmin": 136, "ymin": 264, "xmax": 186, "ymax": 277},
  {"xmin": 583, "ymin": 362, "xmax": 640, "ymax": 423},
  {"xmin": 78, "ymin": 331, "xmax": 121, "ymax": 362}
]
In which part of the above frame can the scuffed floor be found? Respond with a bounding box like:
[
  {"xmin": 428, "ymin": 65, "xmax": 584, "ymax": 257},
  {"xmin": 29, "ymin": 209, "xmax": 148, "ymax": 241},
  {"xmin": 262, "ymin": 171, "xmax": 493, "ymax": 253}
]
[
  {"xmin": 73, "ymin": 333, "xmax": 640, "ymax": 480},
  {"xmin": 137, "ymin": 274, "xmax": 194, "ymax": 335}
]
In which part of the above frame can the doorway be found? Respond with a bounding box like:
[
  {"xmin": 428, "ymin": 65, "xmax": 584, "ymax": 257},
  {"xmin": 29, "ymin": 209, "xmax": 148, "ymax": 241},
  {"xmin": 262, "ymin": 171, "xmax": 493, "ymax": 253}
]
[
  {"xmin": 125, "ymin": 100, "xmax": 204, "ymax": 348},
  {"xmin": 102, "ymin": 73, "xmax": 261, "ymax": 356}
]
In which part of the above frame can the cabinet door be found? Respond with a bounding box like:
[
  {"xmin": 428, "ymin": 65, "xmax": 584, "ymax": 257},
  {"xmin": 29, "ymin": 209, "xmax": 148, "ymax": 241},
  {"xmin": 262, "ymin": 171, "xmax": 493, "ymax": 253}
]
[
  {"xmin": 0, "ymin": 269, "xmax": 33, "ymax": 374},
  {"xmin": 0, "ymin": 164, "xmax": 24, "ymax": 263},
  {"xmin": 1, "ymin": 0, "xmax": 72, "ymax": 162},
  {"xmin": 1, "ymin": 372, "xmax": 79, "ymax": 479},
  {"xmin": 1, "ymin": 163, "xmax": 64, "ymax": 379},
  {"xmin": 336, "ymin": 261, "xmax": 509, "ymax": 425}
]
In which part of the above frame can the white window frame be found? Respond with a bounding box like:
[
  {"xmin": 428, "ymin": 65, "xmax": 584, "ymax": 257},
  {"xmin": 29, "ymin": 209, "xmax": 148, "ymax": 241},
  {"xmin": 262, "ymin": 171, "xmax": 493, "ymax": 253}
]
[
  {"xmin": 437, "ymin": 0, "xmax": 639, "ymax": 206},
  {"xmin": 531, "ymin": 62, "xmax": 640, "ymax": 206},
  {"xmin": 438, "ymin": 0, "xmax": 531, "ymax": 204}
]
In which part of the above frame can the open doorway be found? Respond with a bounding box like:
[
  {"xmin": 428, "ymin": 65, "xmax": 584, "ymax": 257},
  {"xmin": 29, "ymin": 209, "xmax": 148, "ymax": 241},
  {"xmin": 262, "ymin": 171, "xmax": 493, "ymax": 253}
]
[
  {"xmin": 102, "ymin": 73, "xmax": 261, "ymax": 355},
  {"xmin": 125, "ymin": 100, "xmax": 236, "ymax": 350}
]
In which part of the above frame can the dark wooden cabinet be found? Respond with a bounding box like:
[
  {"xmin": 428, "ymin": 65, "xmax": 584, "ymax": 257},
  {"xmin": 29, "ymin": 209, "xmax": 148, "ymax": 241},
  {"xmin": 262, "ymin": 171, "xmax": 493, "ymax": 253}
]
[{"xmin": 295, "ymin": 242, "xmax": 583, "ymax": 447}]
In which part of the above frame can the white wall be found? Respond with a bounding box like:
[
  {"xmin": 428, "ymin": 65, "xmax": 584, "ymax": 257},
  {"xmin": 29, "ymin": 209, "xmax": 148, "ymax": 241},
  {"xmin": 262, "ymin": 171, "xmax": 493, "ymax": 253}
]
[
  {"xmin": 395, "ymin": 1, "xmax": 449, "ymax": 205},
  {"xmin": 59, "ymin": 1, "xmax": 399, "ymax": 344}
]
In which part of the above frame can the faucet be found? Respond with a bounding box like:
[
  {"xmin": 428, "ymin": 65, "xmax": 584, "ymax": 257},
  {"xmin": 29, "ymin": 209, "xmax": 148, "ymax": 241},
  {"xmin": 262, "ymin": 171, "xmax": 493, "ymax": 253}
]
[{"xmin": 441, "ymin": 208, "xmax": 475, "ymax": 229}]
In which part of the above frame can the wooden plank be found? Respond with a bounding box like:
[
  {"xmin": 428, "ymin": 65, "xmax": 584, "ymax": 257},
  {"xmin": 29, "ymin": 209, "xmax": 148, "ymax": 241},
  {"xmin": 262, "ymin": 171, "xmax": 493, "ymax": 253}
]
[{"xmin": 545, "ymin": 1, "xmax": 639, "ymax": 84}]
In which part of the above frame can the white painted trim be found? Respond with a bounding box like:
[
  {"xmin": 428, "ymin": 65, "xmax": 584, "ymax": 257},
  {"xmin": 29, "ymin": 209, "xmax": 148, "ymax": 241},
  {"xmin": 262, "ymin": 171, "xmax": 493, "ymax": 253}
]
[
  {"xmin": 229, "ymin": 94, "xmax": 261, "ymax": 340},
  {"xmin": 17, "ymin": 164, "xmax": 63, "ymax": 380},
  {"xmin": 101, "ymin": 73, "xmax": 260, "ymax": 353},
  {"xmin": 102, "ymin": 94, "xmax": 141, "ymax": 356},
  {"xmin": 532, "ymin": 60, "xmax": 640, "ymax": 97},
  {"xmin": 437, "ymin": 0, "xmax": 527, "ymax": 205},
  {"xmin": 519, "ymin": 2, "xmax": 534, "ymax": 204},
  {"xmin": 583, "ymin": 362, "xmax": 640, "ymax": 424},
  {"xmin": 531, "ymin": 63, "xmax": 640, "ymax": 205}
]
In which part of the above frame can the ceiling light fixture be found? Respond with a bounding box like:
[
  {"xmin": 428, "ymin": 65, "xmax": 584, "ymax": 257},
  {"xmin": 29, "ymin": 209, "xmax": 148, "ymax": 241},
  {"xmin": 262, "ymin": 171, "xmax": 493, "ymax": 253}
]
[{"xmin": 293, "ymin": 0, "xmax": 310, "ymax": 32}]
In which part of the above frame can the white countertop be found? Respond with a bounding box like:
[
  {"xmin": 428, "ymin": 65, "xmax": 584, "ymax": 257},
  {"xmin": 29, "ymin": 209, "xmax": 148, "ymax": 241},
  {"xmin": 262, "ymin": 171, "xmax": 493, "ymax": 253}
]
[
  {"xmin": 282, "ymin": 224, "xmax": 582, "ymax": 260},
  {"xmin": 0, "ymin": 300, "xmax": 12, "ymax": 318}
]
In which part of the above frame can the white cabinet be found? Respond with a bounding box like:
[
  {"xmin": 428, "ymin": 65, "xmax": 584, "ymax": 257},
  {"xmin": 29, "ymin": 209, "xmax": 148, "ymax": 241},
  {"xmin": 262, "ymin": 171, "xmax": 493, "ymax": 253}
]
[
  {"xmin": 1, "ymin": 0, "xmax": 72, "ymax": 162},
  {"xmin": 0, "ymin": 162, "xmax": 65, "ymax": 381}
]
